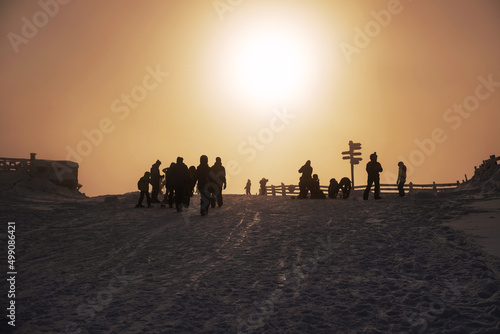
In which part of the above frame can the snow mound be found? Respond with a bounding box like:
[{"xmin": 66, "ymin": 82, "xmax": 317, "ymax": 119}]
[{"xmin": 456, "ymin": 165, "xmax": 500, "ymax": 196}]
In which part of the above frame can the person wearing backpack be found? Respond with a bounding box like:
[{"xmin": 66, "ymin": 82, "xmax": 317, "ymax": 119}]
[{"xmin": 136, "ymin": 171, "xmax": 152, "ymax": 208}]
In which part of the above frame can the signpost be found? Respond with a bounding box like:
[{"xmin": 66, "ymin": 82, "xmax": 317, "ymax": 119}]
[{"xmin": 342, "ymin": 140, "xmax": 362, "ymax": 187}]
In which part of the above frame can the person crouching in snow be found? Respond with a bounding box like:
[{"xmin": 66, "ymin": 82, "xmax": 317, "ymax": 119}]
[
  {"xmin": 328, "ymin": 178, "xmax": 339, "ymax": 199},
  {"xmin": 136, "ymin": 172, "xmax": 152, "ymax": 208},
  {"xmin": 311, "ymin": 174, "xmax": 326, "ymax": 199},
  {"xmin": 339, "ymin": 177, "xmax": 351, "ymax": 199}
]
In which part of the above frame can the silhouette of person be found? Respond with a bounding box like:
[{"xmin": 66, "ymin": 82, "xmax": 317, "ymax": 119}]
[
  {"xmin": 210, "ymin": 157, "xmax": 226, "ymax": 207},
  {"xmin": 338, "ymin": 177, "xmax": 351, "ymax": 199},
  {"xmin": 328, "ymin": 178, "xmax": 339, "ymax": 199},
  {"xmin": 171, "ymin": 157, "xmax": 190, "ymax": 212},
  {"xmin": 136, "ymin": 171, "xmax": 152, "ymax": 208},
  {"xmin": 186, "ymin": 165, "xmax": 197, "ymax": 206},
  {"xmin": 161, "ymin": 163, "xmax": 175, "ymax": 208},
  {"xmin": 150, "ymin": 160, "xmax": 162, "ymax": 203},
  {"xmin": 397, "ymin": 161, "xmax": 407, "ymax": 197},
  {"xmin": 298, "ymin": 160, "xmax": 313, "ymax": 198},
  {"xmin": 259, "ymin": 178, "xmax": 269, "ymax": 195},
  {"xmin": 195, "ymin": 155, "xmax": 212, "ymax": 216},
  {"xmin": 311, "ymin": 174, "xmax": 326, "ymax": 199},
  {"xmin": 244, "ymin": 179, "xmax": 251, "ymax": 195},
  {"xmin": 363, "ymin": 152, "xmax": 383, "ymax": 200}
]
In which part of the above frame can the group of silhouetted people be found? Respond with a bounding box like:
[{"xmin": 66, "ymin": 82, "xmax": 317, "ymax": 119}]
[
  {"xmin": 136, "ymin": 156, "xmax": 227, "ymax": 215},
  {"xmin": 137, "ymin": 152, "xmax": 408, "ymax": 211},
  {"xmin": 296, "ymin": 160, "xmax": 352, "ymax": 199},
  {"xmin": 362, "ymin": 152, "xmax": 406, "ymax": 200},
  {"xmin": 294, "ymin": 153, "xmax": 407, "ymax": 200}
]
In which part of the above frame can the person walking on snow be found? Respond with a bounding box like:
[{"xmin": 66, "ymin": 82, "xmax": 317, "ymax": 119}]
[
  {"xmin": 363, "ymin": 152, "xmax": 383, "ymax": 200},
  {"xmin": 136, "ymin": 172, "xmax": 152, "ymax": 208},
  {"xmin": 244, "ymin": 179, "xmax": 251, "ymax": 195},
  {"xmin": 210, "ymin": 157, "xmax": 227, "ymax": 207},
  {"xmin": 150, "ymin": 160, "xmax": 162, "ymax": 203}
]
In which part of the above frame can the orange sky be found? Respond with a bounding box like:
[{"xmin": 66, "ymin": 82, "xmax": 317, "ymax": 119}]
[{"xmin": 1, "ymin": 0, "xmax": 499, "ymax": 196}]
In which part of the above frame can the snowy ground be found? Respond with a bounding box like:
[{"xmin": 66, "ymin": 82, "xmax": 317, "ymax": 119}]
[{"xmin": 1, "ymin": 175, "xmax": 500, "ymax": 333}]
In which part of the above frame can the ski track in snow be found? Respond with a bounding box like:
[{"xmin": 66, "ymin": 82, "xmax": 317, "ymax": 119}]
[{"xmin": 1, "ymin": 191, "xmax": 500, "ymax": 333}]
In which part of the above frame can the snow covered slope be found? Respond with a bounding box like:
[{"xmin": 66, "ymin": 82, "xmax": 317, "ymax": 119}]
[{"xmin": 1, "ymin": 188, "xmax": 500, "ymax": 333}]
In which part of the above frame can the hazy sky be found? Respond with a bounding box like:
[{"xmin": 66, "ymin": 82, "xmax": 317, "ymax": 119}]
[{"xmin": 1, "ymin": 0, "xmax": 499, "ymax": 196}]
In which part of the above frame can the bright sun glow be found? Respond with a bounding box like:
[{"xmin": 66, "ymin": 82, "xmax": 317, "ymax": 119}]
[
  {"xmin": 210, "ymin": 10, "xmax": 323, "ymax": 107},
  {"xmin": 233, "ymin": 30, "xmax": 310, "ymax": 103}
]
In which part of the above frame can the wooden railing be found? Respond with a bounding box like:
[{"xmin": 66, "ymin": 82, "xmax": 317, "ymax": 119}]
[
  {"xmin": 262, "ymin": 181, "xmax": 460, "ymax": 196},
  {"xmin": 261, "ymin": 153, "xmax": 498, "ymax": 196},
  {"xmin": 0, "ymin": 157, "xmax": 31, "ymax": 172}
]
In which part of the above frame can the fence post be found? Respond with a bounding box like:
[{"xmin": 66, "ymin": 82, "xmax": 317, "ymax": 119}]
[
  {"xmin": 409, "ymin": 182, "xmax": 413, "ymax": 194},
  {"xmin": 271, "ymin": 185, "xmax": 276, "ymax": 196}
]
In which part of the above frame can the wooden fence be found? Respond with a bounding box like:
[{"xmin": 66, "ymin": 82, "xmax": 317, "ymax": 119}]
[
  {"xmin": 262, "ymin": 181, "xmax": 460, "ymax": 196},
  {"xmin": 0, "ymin": 157, "xmax": 31, "ymax": 172},
  {"xmin": 262, "ymin": 154, "xmax": 499, "ymax": 196}
]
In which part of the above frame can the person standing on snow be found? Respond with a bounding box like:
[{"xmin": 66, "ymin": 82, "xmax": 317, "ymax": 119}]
[
  {"xmin": 363, "ymin": 152, "xmax": 383, "ymax": 200},
  {"xmin": 298, "ymin": 160, "xmax": 313, "ymax": 198},
  {"xmin": 161, "ymin": 163, "xmax": 175, "ymax": 208},
  {"xmin": 397, "ymin": 161, "xmax": 407, "ymax": 197},
  {"xmin": 259, "ymin": 178, "xmax": 269, "ymax": 195},
  {"xmin": 195, "ymin": 155, "xmax": 212, "ymax": 216},
  {"xmin": 244, "ymin": 179, "xmax": 251, "ymax": 195},
  {"xmin": 171, "ymin": 157, "xmax": 190, "ymax": 212},
  {"xmin": 150, "ymin": 160, "xmax": 162, "ymax": 203}
]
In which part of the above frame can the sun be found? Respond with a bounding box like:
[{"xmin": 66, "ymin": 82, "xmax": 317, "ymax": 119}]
[
  {"xmin": 233, "ymin": 29, "xmax": 310, "ymax": 103},
  {"xmin": 208, "ymin": 11, "xmax": 323, "ymax": 107}
]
